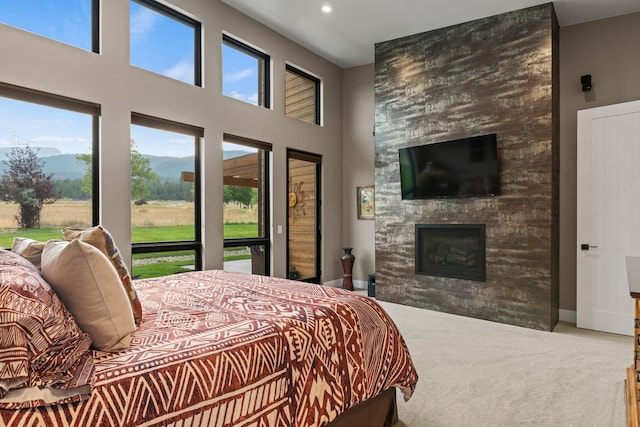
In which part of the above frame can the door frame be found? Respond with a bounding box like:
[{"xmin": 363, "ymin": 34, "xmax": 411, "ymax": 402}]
[
  {"xmin": 576, "ymin": 99, "xmax": 640, "ymax": 335},
  {"xmin": 286, "ymin": 148, "xmax": 322, "ymax": 283}
]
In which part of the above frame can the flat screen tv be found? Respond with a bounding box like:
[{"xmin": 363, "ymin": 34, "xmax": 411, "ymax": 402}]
[{"xmin": 399, "ymin": 133, "xmax": 499, "ymax": 200}]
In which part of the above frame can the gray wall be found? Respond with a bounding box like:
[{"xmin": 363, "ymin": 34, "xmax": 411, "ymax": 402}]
[
  {"xmin": 558, "ymin": 12, "xmax": 640, "ymax": 312},
  {"xmin": 0, "ymin": 0, "xmax": 345, "ymax": 281},
  {"xmin": 342, "ymin": 64, "xmax": 376, "ymax": 285}
]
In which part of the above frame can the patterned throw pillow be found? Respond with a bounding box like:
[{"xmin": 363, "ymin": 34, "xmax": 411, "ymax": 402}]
[
  {"xmin": 0, "ymin": 249, "xmax": 95, "ymax": 409},
  {"xmin": 63, "ymin": 225, "xmax": 143, "ymax": 326},
  {"xmin": 11, "ymin": 237, "xmax": 45, "ymax": 269}
]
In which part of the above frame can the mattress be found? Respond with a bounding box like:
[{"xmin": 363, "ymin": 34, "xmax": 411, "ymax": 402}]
[{"xmin": 1, "ymin": 270, "xmax": 417, "ymax": 427}]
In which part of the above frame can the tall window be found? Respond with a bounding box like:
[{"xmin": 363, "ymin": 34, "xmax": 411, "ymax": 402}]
[
  {"xmin": 130, "ymin": 0, "xmax": 201, "ymax": 86},
  {"xmin": 0, "ymin": 83, "xmax": 98, "ymax": 248},
  {"xmin": 0, "ymin": 0, "xmax": 98, "ymax": 52},
  {"xmin": 222, "ymin": 134, "xmax": 271, "ymax": 276},
  {"xmin": 286, "ymin": 149, "xmax": 321, "ymax": 283},
  {"xmin": 285, "ymin": 65, "xmax": 320, "ymax": 125},
  {"xmin": 130, "ymin": 113, "xmax": 202, "ymax": 279},
  {"xmin": 222, "ymin": 35, "xmax": 270, "ymax": 107}
]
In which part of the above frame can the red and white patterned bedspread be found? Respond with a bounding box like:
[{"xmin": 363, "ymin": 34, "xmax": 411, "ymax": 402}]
[{"xmin": 1, "ymin": 270, "xmax": 418, "ymax": 427}]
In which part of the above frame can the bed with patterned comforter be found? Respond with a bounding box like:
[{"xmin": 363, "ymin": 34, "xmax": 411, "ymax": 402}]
[{"xmin": 1, "ymin": 269, "xmax": 418, "ymax": 427}]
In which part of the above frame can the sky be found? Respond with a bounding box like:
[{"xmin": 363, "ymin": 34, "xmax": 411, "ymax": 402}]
[{"xmin": 0, "ymin": 0, "xmax": 258, "ymax": 157}]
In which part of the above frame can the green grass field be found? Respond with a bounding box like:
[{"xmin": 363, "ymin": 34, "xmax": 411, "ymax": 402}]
[
  {"xmin": 132, "ymin": 255, "xmax": 195, "ymax": 279},
  {"xmin": 0, "ymin": 223, "xmax": 258, "ymax": 248},
  {"xmin": 1, "ymin": 224, "xmax": 260, "ymax": 279},
  {"xmin": 0, "ymin": 201, "xmax": 261, "ymax": 279}
]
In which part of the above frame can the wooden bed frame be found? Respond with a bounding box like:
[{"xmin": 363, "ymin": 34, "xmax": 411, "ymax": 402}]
[{"xmin": 327, "ymin": 388, "xmax": 398, "ymax": 427}]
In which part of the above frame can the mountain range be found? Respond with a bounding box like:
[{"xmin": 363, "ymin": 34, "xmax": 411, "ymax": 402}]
[{"xmin": 0, "ymin": 148, "xmax": 250, "ymax": 181}]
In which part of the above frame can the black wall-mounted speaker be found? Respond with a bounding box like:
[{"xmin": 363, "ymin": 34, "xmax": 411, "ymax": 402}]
[{"xmin": 581, "ymin": 74, "xmax": 592, "ymax": 92}]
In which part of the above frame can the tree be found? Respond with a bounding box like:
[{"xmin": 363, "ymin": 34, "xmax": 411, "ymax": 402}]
[
  {"xmin": 76, "ymin": 140, "xmax": 158, "ymax": 202},
  {"xmin": 76, "ymin": 153, "xmax": 92, "ymax": 196},
  {"xmin": 0, "ymin": 144, "xmax": 59, "ymax": 228},
  {"xmin": 53, "ymin": 178, "xmax": 89, "ymax": 200},
  {"xmin": 223, "ymin": 185, "xmax": 256, "ymax": 207},
  {"xmin": 131, "ymin": 140, "xmax": 157, "ymax": 202}
]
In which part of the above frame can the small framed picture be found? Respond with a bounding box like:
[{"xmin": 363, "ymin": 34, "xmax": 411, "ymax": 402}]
[{"xmin": 357, "ymin": 185, "xmax": 375, "ymax": 220}]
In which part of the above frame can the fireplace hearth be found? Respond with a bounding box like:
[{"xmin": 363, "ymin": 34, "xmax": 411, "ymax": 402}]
[{"xmin": 415, "ymin": 224, "xmax": 486, "ymax": 281}]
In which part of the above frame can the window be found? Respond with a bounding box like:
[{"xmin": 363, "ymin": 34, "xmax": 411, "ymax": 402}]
[
  {"xmin": 0, "ymin": 83, "xmax": 99, "ymax": 248},
  {"xmin": 222, "ymin": 134, "xmax": 271, "ymax": 276},
  {"xmin": 130, "ymin": 0, "xmax": 201, "ymax": 86},
  {"xmin": 285, "ymin": 65, "xmax": 320, "ymax": 125},
  {"xmin": 222, "ymin": 35, "xmax": 270, "ymax": 107},
  {"xmin": 130, "ymin": 113, "xmax": 202, "ymax": 278},
  {"xmin": 0, "ymin": 0, "xmax": 98, "ymax": 52}
]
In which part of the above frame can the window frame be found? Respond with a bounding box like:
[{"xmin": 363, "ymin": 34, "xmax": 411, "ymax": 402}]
[
  {"xmin": 285, "ymin": 64, "xmax": 321, "ymax": 125},
  {"xmin": 130, "ymin": 112, "xmax": 203, "ymax": 271},
  {"xmin": 130, "ymin": 0, "xmax": 202, "ymax": 87},
  {"xmin": 0, "ymin": 0, "xmax": 99, "ymax": 53},
  {"xmin": 286, "ymin": 148, "xmax": 321, "ymax": 283},
  {"xmin": 0, "ymin": 82, "xmax": 100, "ymax": 227},
  {"xmin": 91, "ymin": 0, "xmax": 100, "ymax": 53},
  {"xmin": 222, "ymin": 34, "xmax": 271, "ymax": 108},
  {"xmin": 222, "ymin": 133, "xmax": 272, "ymax": 276}
]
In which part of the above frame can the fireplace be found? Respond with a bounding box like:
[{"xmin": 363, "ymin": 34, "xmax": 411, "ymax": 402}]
[{"xmin": 415, "ymin": 224, "xmax": 486, "ymax": 281}]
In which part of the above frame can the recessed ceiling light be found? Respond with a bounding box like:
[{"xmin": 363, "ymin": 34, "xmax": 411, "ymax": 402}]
[{"xmin": 322, "ymin": 5, "xmax": 332, "ymax": 13}]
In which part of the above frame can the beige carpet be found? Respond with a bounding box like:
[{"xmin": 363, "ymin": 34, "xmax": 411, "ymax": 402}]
[{"xmin": 377, "ymin": 300, "xmax": 632, "ymax": 427}]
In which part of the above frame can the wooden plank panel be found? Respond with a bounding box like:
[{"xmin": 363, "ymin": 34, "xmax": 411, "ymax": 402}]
[{"xmin": 285, "ymin": 71, "xmax": 316, "ymax": 123}]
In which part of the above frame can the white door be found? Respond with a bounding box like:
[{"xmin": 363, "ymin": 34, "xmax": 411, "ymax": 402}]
[{"xmin": 577, "ymin": 100, "xmax": 640, "ymax": 336}]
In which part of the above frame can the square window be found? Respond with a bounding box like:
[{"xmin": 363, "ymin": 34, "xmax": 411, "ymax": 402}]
[
  {"xmin": 222, "ymin": 35, "xmax": 270, "ymax": 107},
  {"xmin": 285, "ymin": 65, "xmax": 320, "ymax": 125},
  {"xmin": 130, "ymin": 0, "xmax": 201, "ymax": 86},
  {"xmin": 0, "ymin": 0, "xmax": 96, "ymax": 52}
]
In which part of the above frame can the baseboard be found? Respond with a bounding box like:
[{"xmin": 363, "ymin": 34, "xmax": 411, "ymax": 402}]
[
  {"xmin": 323, "ymin": 280, "xmax": 579, "ymax": 324},
  {"xmin": 559, "ymin": 309, "xmax": 576, "ymax": 324},
  {"xmin": 324, "ymin": 279, "xmax": 367, "ymax": 290},
  {"xmin": 324, "ymin": 279, "xmax": 341, "ymax": 288}
]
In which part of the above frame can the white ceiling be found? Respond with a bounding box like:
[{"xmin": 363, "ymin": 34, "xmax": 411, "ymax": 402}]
[{"xmin": 221, "ymin": 0, "xmax": 640, "ymax": 68}]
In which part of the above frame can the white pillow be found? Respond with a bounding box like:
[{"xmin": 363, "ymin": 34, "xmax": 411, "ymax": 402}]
[{"xmin": 41, "ymin": 239, "xmax": 136, "ymax": 351}]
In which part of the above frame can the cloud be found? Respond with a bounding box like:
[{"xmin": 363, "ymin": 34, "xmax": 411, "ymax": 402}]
[
  {"xmin": 0, "ymin": 138, "xmax": 14, "ymax": 148},
  {"xmin": 223, "ymin": 68, "xmax": 254, "ymax": 83},
  {"xmin": 164, "ymin": 59, "xmax": 193, "ymax": 83},
  {"xmin": 26, "ymin": 136, "xmax": 90, "ymax": 154},
  {"xmin": 226, "ymin": 91, "xmax": 246, "ymax": 101},
  {"xmin": 135, "ymin": 135, "xmax": 194, "ymax": 157},
  {"xmin": 130, "ymin": 6, "xmax": 158, "ymax": 43},
  {"xmin": 224, "ymin": 90, "xmax": 259, "ymax": 106},
  {"xmin": 32, "ymin": 136, "xmax": 89, "ymax": 145}
]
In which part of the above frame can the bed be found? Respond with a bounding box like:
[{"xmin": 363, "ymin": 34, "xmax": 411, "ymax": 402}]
[{"xmin": 0, "ymin": 241, "xmax": 418, "ymax": 427}]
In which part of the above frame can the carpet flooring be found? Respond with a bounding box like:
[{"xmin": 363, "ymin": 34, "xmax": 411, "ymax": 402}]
[{"xmin": 377, "ymin": 300, "xmax": 632, "ymax": 427}]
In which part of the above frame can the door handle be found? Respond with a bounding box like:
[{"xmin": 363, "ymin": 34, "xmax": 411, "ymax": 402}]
[{"xmin": 580, "ymin": 244, "xmax": 598, "ymax": 251}]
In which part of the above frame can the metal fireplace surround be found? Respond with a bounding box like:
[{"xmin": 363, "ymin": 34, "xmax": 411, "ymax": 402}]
[{"xmin": 415, "ymin": 224, "xmax": 486, "ymax": 282}]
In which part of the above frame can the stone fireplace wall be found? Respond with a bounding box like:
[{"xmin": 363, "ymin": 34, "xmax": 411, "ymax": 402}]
[{"xmin": 373, "ymin": 3, "xmax": 559, "ymax": 330}]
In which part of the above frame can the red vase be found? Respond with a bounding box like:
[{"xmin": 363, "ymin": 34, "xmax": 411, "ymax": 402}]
[{"xmin": 341, "ymin": 247, "xmax": 355, "ymax": 291}]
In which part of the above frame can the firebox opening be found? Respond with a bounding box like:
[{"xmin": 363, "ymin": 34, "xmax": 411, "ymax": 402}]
[{"xmin": 415, "ymin": 224, "xmax": 486, "ymax": 281}]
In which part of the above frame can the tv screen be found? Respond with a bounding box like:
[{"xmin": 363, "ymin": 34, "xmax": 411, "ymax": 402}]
[{"xmin": 399, "ymin": 134, "xmax": 499, "ymax": 200}]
